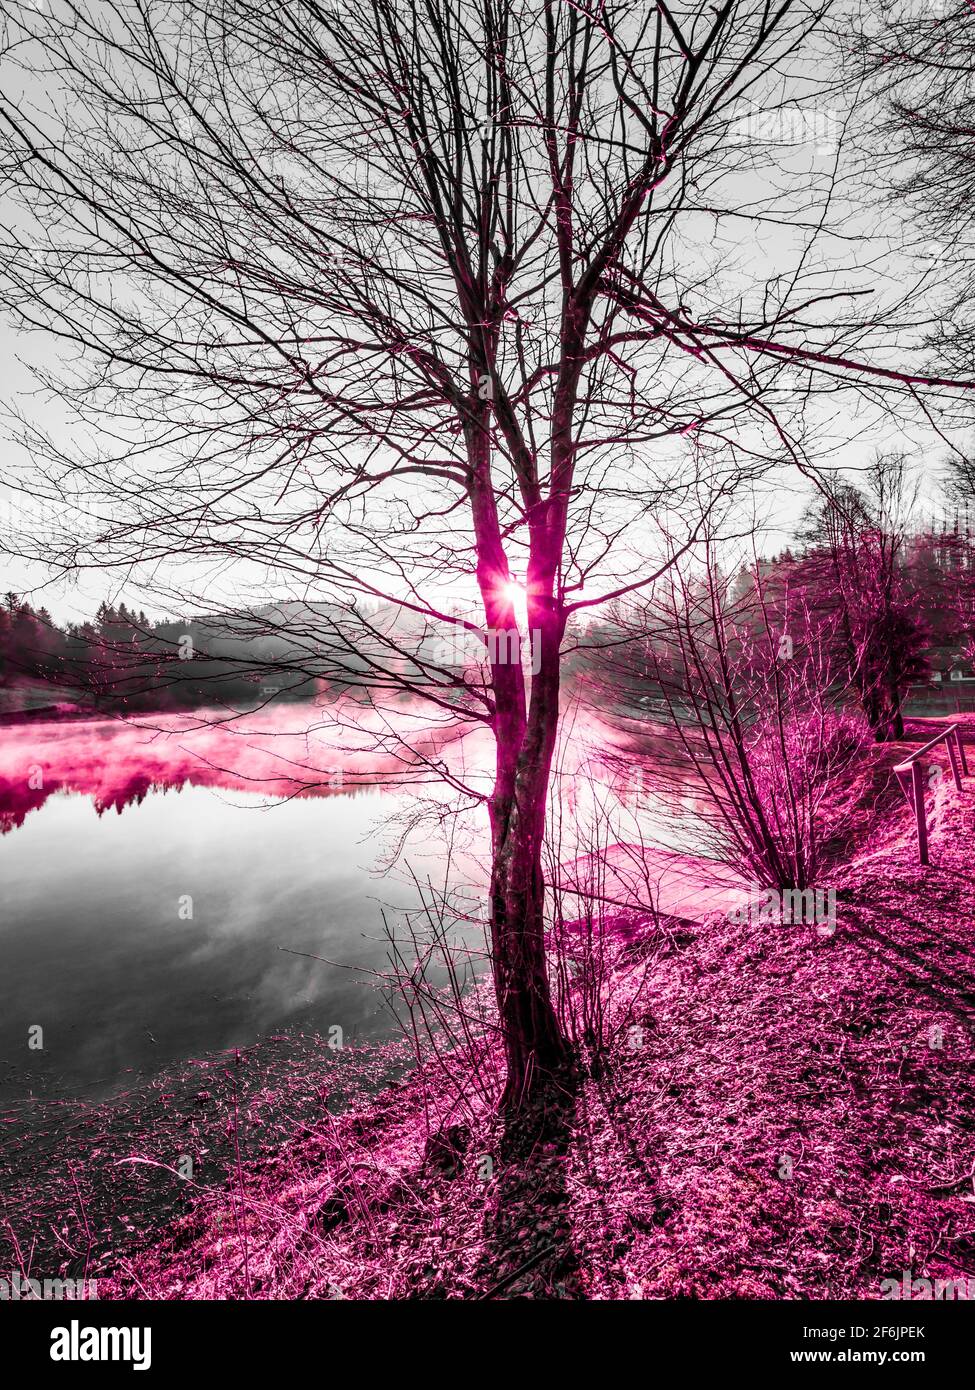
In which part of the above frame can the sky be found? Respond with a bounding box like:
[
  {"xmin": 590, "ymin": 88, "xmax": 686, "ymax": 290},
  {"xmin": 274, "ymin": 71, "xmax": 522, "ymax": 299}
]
[{"xmin": 0, "ymin": 0, "xmax": 970, "ymax": 628}]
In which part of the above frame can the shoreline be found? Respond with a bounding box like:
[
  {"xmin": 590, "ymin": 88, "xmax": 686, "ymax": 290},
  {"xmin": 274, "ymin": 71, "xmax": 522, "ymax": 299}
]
[{"xmin": 4, "ymin": 716, "xmax": 974, "ymax": 1299}]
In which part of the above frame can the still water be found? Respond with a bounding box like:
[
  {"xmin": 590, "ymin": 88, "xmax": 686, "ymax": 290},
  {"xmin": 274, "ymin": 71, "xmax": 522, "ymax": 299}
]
[
  {"xmin": 0, "ymin": 713, "xmax": 458, "ymax": 1101},
  {"xmin": 0, "ymin": 706, "xmax": 695, "ymax": 1104}
]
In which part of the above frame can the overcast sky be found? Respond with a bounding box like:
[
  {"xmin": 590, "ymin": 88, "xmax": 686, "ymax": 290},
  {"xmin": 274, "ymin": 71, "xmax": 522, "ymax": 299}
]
[{"xmin": 1, "ymin": 2, "xmax": 969, "ymax": 626}]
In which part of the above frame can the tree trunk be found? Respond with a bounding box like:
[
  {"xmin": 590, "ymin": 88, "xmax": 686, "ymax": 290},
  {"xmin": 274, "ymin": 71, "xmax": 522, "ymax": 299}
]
[
  {"xmin": 863, "ymin": 685, "xmax": 885, "ymax": 741},
  {"xmin": 887, "ymin": 672, "xmax": 906, "ymax": 740},
  {"xmin": 487, "ymin": 611, "xmax": 568, "ymax": 1108},
  {"xmin": 488, "ymin": 782, "xmax": 567, "ymax": 1107}
]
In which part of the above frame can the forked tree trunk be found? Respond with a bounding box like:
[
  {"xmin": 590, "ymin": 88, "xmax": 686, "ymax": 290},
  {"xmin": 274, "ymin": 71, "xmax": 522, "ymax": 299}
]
[{"xmin": 465, "ymin": 388, "xmax": 571, "ymax": 1105}]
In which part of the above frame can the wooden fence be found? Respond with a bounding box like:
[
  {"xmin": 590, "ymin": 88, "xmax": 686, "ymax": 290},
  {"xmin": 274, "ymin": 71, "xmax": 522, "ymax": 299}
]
[{"xmin": 893, "ymin": 723, "xmax": 969, "ymax": 866}]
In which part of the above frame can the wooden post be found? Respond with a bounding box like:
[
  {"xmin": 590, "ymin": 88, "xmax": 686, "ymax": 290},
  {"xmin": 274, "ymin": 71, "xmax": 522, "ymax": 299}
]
[
  {"xmin": 911, "ymin": 760, "xmax": 929, "ymax": 866},
  {"xmin": 955, "ymin": 727, "xmax": 969, "ymax": 778},
  {"xmin": 947, "ymin": 737, "xmax": 963, "ymax": 790}
]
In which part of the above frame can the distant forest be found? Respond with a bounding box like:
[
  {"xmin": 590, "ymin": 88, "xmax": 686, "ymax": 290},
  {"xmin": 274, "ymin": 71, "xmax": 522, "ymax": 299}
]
[
  {"xmin": 0, "ymin": 597, "xmax": 325, "ymax": 714},
  {"xmin": 2, "ymin": 512, "xmax": 974, "ymax": 724}
]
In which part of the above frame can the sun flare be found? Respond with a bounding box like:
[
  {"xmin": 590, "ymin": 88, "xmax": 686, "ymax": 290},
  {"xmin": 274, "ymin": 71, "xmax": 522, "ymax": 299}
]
[{"xmin": 503, "ymin": 579, "xmax": 525, "ymax": 606}]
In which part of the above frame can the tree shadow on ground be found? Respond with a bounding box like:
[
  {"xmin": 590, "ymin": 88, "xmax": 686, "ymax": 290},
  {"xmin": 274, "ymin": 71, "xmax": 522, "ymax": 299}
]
[
  {"xmin": 842, "ymin": 898, "xmax": 975, "ymax": 1022},
  {"xmin": 473, "ymin": 1066, "xmax": 583, "ymax": 1299}
]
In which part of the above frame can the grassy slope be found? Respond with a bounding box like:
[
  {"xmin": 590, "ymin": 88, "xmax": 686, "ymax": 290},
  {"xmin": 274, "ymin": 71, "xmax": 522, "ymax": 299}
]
[{"xmin": 91, "ymin": 716, "xmax": 975, "ymax": 1299}]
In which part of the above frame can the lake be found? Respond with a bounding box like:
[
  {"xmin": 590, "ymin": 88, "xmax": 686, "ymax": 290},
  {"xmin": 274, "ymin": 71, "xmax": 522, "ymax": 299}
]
[
  {"xmin": 0, "ymin": 708, "xmax": 482, "ymax": 1103},
  {"xmin": 0, "ymin": 704, "xmax": 700, "ymax": 1105}
]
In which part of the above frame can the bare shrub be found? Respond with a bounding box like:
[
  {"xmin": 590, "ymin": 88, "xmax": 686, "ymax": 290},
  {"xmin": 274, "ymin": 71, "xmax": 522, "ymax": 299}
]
[{"xmin": 590, "ymin": 539, "xmax": 868, "ymax": 892}]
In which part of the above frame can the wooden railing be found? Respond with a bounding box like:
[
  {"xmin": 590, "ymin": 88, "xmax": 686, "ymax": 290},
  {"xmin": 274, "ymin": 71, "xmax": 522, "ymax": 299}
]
[{"xmin": 893, "ymin": 723, "xmax": 969, "ymax": 865}]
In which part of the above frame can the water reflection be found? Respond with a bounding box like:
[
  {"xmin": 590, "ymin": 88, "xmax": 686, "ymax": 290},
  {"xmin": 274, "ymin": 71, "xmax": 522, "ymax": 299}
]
[
  {"xmin": 0, "ymin": 706, "xmax": 414, "ymax": 834},
  {"xmin": 0, "ymin": 713, "xmax": 434, "ymax": 1100},
  {"xmin": 0, "ymin": 707, "xmax": 710, "ymax": 1103}
]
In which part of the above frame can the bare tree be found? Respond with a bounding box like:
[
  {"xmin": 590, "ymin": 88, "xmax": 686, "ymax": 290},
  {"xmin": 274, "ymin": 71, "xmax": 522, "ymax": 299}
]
[
  {"xmin": 795, "ymin": 454, "xmax": 929, "ymax": 740},
  {"xmin": 851, "ymin": 0, "xmax": 975, "ymax": 377},
  {"xmin": 590, "ymin": 532, "xmax": 862, "ymax": 891},
  {"xmin": 1, "ymin": 0, "xmax": 972, "ymax": 1104},
  {"xmin": 938, "ymin": 452, "xmax": 975, "ymax": 661}
]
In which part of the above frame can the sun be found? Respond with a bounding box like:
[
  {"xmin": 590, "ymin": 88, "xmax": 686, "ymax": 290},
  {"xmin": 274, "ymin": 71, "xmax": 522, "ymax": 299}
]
[
  {"xmin": 502, "ymin": 579, "xmax": 530, "ymax": 622},
  {"xmin": 503, "ymin": 578, "xmax": 525, "ymax": 606}
]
